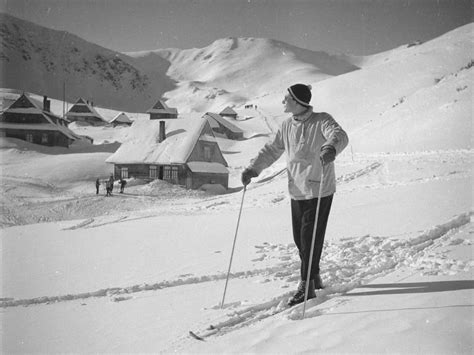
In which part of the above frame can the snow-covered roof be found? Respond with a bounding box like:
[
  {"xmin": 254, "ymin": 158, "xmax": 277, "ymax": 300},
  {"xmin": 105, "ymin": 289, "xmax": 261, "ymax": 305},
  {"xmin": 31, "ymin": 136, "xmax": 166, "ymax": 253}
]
[
  {"xmin": 204, "ymin": 112, "xmax": 244, "ymax": 133},
  {"xmin": 5, "ymin": 94, "xmax": 46, "ymax": 115},
  {"xmin": 146, "ymin": 99, "xmax": 178, "ymax": 115},
  {"xmin": 187, "ymin": 161, "xmax": 228, "ymax": 174},
  {"xmin": 2, "ymin": 93, "xmax": 77, "ymax": 140},
  {"xmin": 220, "ymin": 106, "xmax": 237, "ymax": 116},
  {"xmin": 106, "ymin": 117, "xmax": 217, "ymax": 165},
  {"xmin": 66, "ymin": 98, "xmax": 106, "ymax": 121},
  {"xmin": 110, "ymin": 112, "xmax": 132, "ymax": 124}
]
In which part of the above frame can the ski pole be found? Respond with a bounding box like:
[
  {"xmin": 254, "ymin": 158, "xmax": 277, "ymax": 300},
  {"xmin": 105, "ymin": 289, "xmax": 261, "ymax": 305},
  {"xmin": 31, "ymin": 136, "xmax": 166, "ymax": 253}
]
[
  {"xmin": 221, "ymin": 185, "xmax": 247, "ymax": 308},
  {"xmin": 302, "ymin": 167, "xmax": 325, "ymax": 319}
]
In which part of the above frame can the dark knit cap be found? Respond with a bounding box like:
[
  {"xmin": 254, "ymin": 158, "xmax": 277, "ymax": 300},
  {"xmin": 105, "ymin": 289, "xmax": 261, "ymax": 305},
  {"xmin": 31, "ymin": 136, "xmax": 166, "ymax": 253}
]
[{"xmin": 288, "ymin": 84, "xmax": 312, "ymax": 106}]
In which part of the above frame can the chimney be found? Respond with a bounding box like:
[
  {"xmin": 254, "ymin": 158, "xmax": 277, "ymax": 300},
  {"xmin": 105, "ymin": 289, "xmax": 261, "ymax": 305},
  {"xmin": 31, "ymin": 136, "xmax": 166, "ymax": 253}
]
[
  {"xmin": 158, "ymin": 121, "xmax": 166, "ymax": 143},
  {"xmin": 43, "ymin": 95, "xmax": 50, "ymax": 112}
]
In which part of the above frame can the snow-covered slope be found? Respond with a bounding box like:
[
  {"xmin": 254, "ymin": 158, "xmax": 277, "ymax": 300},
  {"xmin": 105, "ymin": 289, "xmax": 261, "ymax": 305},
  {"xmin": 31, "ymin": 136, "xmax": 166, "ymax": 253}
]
[{"xmin": 255, "ymin": 23, "xmax": 473, "ymax": 153}]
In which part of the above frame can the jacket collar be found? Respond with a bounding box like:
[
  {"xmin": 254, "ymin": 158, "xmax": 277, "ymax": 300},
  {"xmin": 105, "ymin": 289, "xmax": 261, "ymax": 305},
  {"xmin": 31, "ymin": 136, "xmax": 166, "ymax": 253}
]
[{"xmin": 292, "ymin": 106, "xmax": 313, "ymax": 123}]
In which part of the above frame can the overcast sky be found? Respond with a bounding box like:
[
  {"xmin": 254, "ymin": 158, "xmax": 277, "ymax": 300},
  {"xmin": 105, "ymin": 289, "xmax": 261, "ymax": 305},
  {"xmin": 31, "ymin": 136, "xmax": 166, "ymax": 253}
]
[{"xmin": 1, "ymin": 0, "xmax": 471, "ymax": 55}]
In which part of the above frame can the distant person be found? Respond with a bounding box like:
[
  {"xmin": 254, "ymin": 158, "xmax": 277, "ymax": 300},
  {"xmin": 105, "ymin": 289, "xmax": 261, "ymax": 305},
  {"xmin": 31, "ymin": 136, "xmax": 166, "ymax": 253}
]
[
  {"xmin": 241, "ymin": 84, "xmax": 348, "ymax": 306},
  {"xmin": 105, "ymin": 180, "xmax": 112, "ymax": 196},
  {"xmin": 95, "ymin": 178, "xmax": 100, "ymax": 194},
  {"xmin": 108, "ymin": 175, "xmax": 114, "ymax": 194},
  {"xmin": 119, "ymin": 178, "xmax": 127, "ymax": 193}
]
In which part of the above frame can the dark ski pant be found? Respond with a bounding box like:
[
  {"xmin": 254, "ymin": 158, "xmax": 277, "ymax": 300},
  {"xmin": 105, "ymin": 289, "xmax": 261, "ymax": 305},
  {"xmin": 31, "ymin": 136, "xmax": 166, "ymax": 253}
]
[{"xmin": 291, "ymin": 195, "xmax": 333, "ymax": 282}]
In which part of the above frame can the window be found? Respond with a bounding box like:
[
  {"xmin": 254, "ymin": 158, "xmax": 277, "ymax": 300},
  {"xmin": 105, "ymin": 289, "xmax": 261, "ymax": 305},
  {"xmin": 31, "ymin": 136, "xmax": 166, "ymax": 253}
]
[
  {"xmin": 204, "ymin": 146, "xmax": 212, "ymax": 161},
  {"xmin": 149, "ymin": 165, "xmax": 158, "ymax": 179},
  {"xmin": 26, "ymin": 133, "xmax": 33, "ymax": 142},
  {"xmin": 41, "ymin": 133, "xmax": 48, "ymax": 143},
  {"xmin": 121, "ymin": 167, "xmax": 128, "ymax": 179},
  {"xmin": 163, "ymin": 166, "xmax": 179, "ymax": 183},
  {"xmin": 171, "ymin": 167, "xmax": 178, "ymax": 182}
]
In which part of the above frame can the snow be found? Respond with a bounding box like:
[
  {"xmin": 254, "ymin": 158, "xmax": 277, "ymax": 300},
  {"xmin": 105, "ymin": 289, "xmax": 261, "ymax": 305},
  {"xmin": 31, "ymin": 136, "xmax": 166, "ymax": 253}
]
[
  {"xmin": 188, "ymin": 162, "xmax": 229, "ymax": 174},
  {"xmin": 1, "ymin": 24, "xmax": 473, "ymax": 354}
]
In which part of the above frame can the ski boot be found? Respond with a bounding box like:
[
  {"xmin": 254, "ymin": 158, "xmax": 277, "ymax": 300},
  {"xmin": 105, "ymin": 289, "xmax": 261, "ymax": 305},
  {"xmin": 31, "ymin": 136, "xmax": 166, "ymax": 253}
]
[{"xmin": 287, "ymin": 280, "xmax": 316, "ymax": 307}]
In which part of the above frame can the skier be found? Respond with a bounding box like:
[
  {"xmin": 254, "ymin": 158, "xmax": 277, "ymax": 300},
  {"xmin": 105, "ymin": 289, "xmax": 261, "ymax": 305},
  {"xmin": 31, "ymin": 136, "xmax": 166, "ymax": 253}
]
[
  {"xmin": 119, "ymin": 178, "xmax": 127, "ymax": 193},
  {"xmin": 95, "ymin": 178, "xmax": 100, "ymax": 194},
  {"xmin": 241, "ymin": 84, "xmax": 348, "ymax": 306}
]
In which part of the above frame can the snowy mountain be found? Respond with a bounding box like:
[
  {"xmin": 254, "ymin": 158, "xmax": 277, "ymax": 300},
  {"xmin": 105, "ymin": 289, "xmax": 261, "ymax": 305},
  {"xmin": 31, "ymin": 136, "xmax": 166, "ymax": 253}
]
[
  {"xmin": 127, "ymin": 37, "xmax": 359, "ymax": 112},
  {"xmin": 0, "ymin": 13, "xmax": 174, "ymax": 112},
  {"xmin": 0, "ymin": 13, "xmax": 358, "ymax": 113}
]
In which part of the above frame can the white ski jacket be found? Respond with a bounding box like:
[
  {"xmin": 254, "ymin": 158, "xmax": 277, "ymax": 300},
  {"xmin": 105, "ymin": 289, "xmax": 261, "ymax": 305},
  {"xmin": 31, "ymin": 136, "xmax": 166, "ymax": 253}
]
[{"xmin": 248, "ymin": 107, "xmax": 348, "ymax": 200}]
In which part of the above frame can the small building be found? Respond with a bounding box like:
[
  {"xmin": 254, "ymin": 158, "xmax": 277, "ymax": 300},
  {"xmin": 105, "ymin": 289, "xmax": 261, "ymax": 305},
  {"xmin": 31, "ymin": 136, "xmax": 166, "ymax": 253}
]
[
  {"xmin": 203, "ymin": 112, "xmax": 244, "ymax": 140},
  {"xmin": 66, "ymin": 98, "xmax": 107, "ymax": 125},
  {"xmin": 219, "ymin": 106, "xmax": 238, "ymax": 119},
  {"xmin": 110, "ymin": 112, "xmax": 133, "ymax": 127},
  {"xmin": 106, "ymin": 117, "xmax": 229, "ymax": 190},
  {"xmin": 0, "ymin": 93, "xmax": 79, "ymax": 147},
  {"xmin": 147, "ymin": 99, "xmax": 178, "ymax": 120}
]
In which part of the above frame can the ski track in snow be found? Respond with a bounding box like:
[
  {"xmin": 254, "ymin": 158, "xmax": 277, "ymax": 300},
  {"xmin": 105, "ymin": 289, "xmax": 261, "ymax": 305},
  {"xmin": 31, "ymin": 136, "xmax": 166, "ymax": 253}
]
[
  {"xmin": 184, "ymin": 213, "xmax": 473, "ymax": 341},
  {"xmin": 337, "ymin": 162, "xmax": 383, "ymax": 183},
  {"xmin": 2, "ymin": 211, "xmax": 471, "ymax": 336}
]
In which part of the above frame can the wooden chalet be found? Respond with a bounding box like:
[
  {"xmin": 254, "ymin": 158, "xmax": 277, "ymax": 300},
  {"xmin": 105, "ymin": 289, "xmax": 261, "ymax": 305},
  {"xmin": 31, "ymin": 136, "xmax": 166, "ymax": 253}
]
[
  {"xmin": 0, "ymin": 93, "xmax": 79, "ymax": 148},
  {"xmin": 106, "ymin": 117, "xmax": 229, "ymax": 190},
  {"xmin": 203, "ymin": 112, "xmax": 244, "ymax": 140},
  {"xmin": 66, "ymin": 98, "xmax": 107, "ymax": 125},
  {"xmin": 219, "ymin": 106, "xmax": 238, "ymax": 119},
  {"xmin": 147, "ymin": 99, "xmax": 178, "ymax": 120},
  {"xmin": 110, "ymin": 112, "xmax": 133, "ymax": 127}
]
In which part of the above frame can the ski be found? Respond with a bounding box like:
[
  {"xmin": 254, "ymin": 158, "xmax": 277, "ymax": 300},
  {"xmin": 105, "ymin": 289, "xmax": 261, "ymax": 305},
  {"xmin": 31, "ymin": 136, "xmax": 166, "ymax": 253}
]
[
  {"xmin": 189, "ymin": 331, "xmax": 205, "ymax": 341},
  {"xmin": 189, "ymin": 325, "xmax": 218, "ymax": 341},
  {"xmin": 188, "ymin": 292, "xmax": 321, "ymax": 341},
  {"xmin": 188, "ymin": 300, "xmax": 292, "ymax": 341}
]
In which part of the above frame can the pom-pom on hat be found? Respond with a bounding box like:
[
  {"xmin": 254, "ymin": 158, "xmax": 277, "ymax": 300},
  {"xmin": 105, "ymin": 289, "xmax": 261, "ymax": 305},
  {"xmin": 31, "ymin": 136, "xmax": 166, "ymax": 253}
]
[{"xmin": 288, "ymin": 84, "xmax": 312, "ymax": 106}]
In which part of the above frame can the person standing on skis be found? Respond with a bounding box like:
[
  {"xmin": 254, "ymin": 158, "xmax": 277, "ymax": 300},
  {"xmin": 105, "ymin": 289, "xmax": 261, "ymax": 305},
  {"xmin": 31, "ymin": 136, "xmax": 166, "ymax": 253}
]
[{"xmin": 241, "ymin": 83, "xmax": 348, "ymax": 306}]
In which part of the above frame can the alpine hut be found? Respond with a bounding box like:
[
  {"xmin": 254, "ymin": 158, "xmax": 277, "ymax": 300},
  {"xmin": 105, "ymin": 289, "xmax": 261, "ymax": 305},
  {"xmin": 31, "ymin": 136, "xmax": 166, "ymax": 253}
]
[
  {"xmin": 147, "ymin": 99, "xmax": 178, "ymax": 120},
  {"xmin": 66, "ymin": 98, "xmax": 107, "ymax": 125},
  {"xmin": 219, "ymin": 106, "xmax": 238, "ymax": 119},
  {"xmin": 110, "ymin": 112, "xmax": 133, "ymax": 127},
  {"xmin": 106, "ymin": 117, "xmax": 229, "ymax": 190},
  {"xmin": 203, "ymin": 112, "xmax": 244, "ymax": 140},
  {"xmin": 0, "ymin": 93, "xmax": 79, "ymax": 148}
]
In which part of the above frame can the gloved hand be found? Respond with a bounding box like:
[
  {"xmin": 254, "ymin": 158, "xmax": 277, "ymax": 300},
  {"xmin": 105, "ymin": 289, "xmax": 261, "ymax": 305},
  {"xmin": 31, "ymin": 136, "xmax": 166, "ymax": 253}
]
[
  {"xmin": 320, "ymin": 145, "xmax": 336, "ymax": 165},
  {"xmin": 241, "ymin": 168, "xmax": 258, "ymax": 186}
]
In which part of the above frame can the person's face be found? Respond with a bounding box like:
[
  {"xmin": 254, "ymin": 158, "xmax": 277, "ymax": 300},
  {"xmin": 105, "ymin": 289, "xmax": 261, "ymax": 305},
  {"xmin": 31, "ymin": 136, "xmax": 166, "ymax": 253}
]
[
  {"xmin": 283, "ymin": 93, "xmax": 298, "ymax": 113},
  {"xmin": 283, "ymin": 93, "xmax": 307, "ymax": 115}
]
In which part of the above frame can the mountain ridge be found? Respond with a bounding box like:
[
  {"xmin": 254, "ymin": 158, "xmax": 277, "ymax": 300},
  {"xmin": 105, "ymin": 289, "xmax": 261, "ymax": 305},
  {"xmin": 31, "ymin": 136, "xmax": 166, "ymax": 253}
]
[
  {"xmin": 0, "ymin": 13, "xmax": 358, "ymax": 113},
  {"xmin": 0, "ymin": 13, "xmax": 174, "ymax": 112}
]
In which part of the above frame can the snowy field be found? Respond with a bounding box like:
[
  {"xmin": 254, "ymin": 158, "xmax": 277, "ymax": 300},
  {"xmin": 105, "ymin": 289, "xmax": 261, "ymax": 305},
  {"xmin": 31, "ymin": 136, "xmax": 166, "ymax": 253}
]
[{"xmin": 1, "ymin": 24, "xmax": 473, "ymax": 354}]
